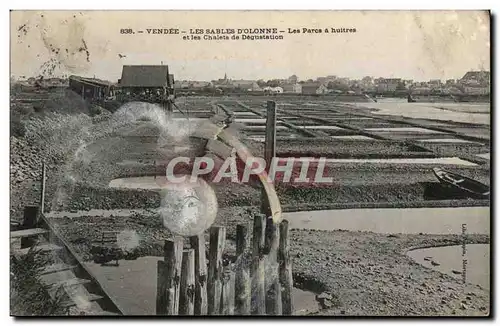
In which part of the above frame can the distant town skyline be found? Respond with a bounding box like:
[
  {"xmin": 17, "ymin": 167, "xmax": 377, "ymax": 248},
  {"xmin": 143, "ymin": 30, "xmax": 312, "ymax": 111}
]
[
  {"xmin": 12, "ymin": 69, "xmax": 490, "ymax": 84},
  {"xmin": 11, "ymin": 11, "xmax": 490, "ymax": 82}
]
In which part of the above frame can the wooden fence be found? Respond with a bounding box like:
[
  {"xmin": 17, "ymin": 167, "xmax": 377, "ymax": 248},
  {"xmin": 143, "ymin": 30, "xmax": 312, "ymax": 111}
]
[
  {"xmin": 155, "ymin": 100, "xmax": 291, "ymax": 315},
  {"xmin": 155, "ymin": 216, "xmax": 293, "ymax": 316}
]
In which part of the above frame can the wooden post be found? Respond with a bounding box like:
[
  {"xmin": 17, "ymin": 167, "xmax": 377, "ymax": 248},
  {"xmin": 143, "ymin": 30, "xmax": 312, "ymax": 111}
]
[
  {"xmin": 261, "ymin": 101, "xmax": 281, "ymax": 314},
  {"xmin": 190, "ymin": 235, "xmax": 208, "ymax": 315},
  {"xmin": 279, "ymin": 220, "xmax": 293, "ymax": 315},
  {"xmin": 165, "ymin": 66, "xmax": 173, "ymax": 113},
  {"xmin": 20, "ymin": 206, "xmax": 39, "ymax": 248},
  {"xmin": 235, "ymin": 224, "xmax": 251, "ymax": 315},
  {"xmin": 221, "ymin": 267, "xmax": 235, "ymax": 315},
  {"xmin": 252, "ymin": 214, "xmax": 266, "ymax": 315},
  {"xmin": 261, "ymin": 100, "xmax": 277, "ymax": 217},
  {"xmin": 269, "ymin": 274, "xmax": 282, "ymax": 315},
  {"xmin": 40, "ymin": 162, "xmax": 46, "ymax": 214},
  {"xmin": 265, "ymin": 218, "xmax": 282, "ymax": 315},
  {"xmin": 264, "ymin": 100, "xmax": 277, "ymax": 164},
  {"xmin": 179, "ymin": 249, "xmax": 195, "ymax": 315},
  {"xmin": 157, "ymin": 238, "xmax": 183, "ymax": 315},
  {"xmin": 208, "ymin": 226, "xmax": 226, "ymax": 315},
  {"xmin": 156, "ymin": 261, "xmax": 167, "ymax": 314}
]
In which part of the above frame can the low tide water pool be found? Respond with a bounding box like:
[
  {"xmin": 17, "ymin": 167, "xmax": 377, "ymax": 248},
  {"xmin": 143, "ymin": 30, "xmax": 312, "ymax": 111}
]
[
  {"xmin": 85, "ymin": 256, "xmax": 320, "ymax": 315},
  {"xmin": 407, "ymin": 244, "xmax": 490, "ymax": 289}
]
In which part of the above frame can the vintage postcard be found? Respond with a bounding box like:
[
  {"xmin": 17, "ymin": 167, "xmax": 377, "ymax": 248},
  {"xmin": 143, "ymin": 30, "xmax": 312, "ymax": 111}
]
[{"xmin": 9, "ymin": 10, "xmax": 491, "ymax": 317}]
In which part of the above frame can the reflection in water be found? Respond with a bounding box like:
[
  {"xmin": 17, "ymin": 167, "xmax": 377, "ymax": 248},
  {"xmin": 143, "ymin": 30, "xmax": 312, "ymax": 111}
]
[
  {"xmin": 354, "ymin": 101, "xmax": 490, "ymax": 125},
  {"xmin": 407, "ymin": 244, "xmax": 490, "ymax": 289},
  {"xmin": 85, "ymin": 256, "xmax": 319, "ymax": 315},
  {"xmin": 285, "ymin": 207, "xmax": 489, "ymax": 235}
]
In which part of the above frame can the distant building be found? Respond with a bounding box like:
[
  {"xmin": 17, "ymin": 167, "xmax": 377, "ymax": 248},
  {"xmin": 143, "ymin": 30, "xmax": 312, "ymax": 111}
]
[
  {"xmin": 316, "ymin": 84, "xmax": 329, "ymax": 94},
  {"xmin": 174, "ymin": 80, "xmax": 191, "ymax": 89},
  {"xmin": 376, "ymin": 78, "xmax": 401, "ymax": 92},
  {"xmin": 212, "ymin": 73, "xmax": 231, "ymax": 87},
  {"xmin": 232, "ymin": 80, "xmax": 261, "ymax": 92},
  {"xmin": 191, "ymin": 81, "xmax": 212, "ymax": 88},
  {"xmin": 282, "ymin": 83, "xmax": 302, "ymax": 93},
  {"xmin": 263, "ymin": 86, "xmax": 283, "ymax": 94},
  {"xmin": 410, "ymin": 86, "xmax": 432, "ymax": 95},
  {"xmin": 428, "ymin": 79, "xmax": 443, "ymax": 90},
  {"xmin": 69, "ymin": 75, "xmax": 114, "ymax": 100},
  {"xmin": 173, "ymin": 80, "xmax": 212, "ymax": 90},
  {"xmin": 402, "ymin": 80, "xmax": 414, "ymax": 89},
  {"xmin": 463, "ymin": 85, "xmax": 489, "ymax": 95},
  {"xmin": 458, "ymin": 71, "xmax": 490, "ymax": 95},
  {"xmin": 301, "ymin": 83, "xmax": 329, "ymax": 94},
  {"xmin": 460, "ymin": 71, "xmax": 490, "ymax": 86},
  {"xmin": 301, "ymin": 82, "xmax": 321, "ymax": 94}
]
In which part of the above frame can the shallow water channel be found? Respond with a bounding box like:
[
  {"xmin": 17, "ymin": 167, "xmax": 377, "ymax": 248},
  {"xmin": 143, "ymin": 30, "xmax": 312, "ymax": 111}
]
[
  {"xmin": 284, "ymin": 207, "xmax": 489, "ymax": 234},
  {"xmin": 85, "ymin": 256, "xmax": 319, "ymax": 315},
  {"xmin": 407, "ymin": 244, "xmax": 490, "ymax": 289}
]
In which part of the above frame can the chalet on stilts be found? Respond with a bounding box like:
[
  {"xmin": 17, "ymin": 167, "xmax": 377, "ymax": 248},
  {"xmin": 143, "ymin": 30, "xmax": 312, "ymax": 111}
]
[{"xmin": 117, "ymin": 65, "xmax": 175, "ymax": 110}]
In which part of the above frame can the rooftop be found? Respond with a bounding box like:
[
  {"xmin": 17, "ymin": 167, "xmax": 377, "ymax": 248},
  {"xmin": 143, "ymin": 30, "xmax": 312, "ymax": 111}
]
[{"xmin": 119, "ymin": 65, "xmax": 174, "ymax": 88}]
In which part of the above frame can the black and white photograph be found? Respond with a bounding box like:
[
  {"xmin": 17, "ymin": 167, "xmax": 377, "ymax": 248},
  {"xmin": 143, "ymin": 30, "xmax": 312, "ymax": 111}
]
[{"xmin": 9, "ymin": 10, "xmax": 491, "ymax": 317}]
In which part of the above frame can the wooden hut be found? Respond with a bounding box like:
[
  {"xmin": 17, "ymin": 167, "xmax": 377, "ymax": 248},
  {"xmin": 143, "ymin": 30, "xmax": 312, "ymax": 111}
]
[
  {"xmin": 118, "ymin": 65, "xmax": 175, "ymax": 104},
  {"xmin": 68, "ymin": 75, "xmax": 114, "ymax": 100}
]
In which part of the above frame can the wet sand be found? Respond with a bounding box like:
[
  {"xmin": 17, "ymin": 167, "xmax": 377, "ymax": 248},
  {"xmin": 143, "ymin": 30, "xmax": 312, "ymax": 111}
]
[{"xmin": 407, "ymin": 244, "xmax": 490, "ymax": 289}]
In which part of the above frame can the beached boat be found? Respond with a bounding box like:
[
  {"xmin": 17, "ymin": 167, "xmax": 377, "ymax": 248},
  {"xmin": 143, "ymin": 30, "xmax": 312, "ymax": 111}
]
[{"xmin": 432, "ymin": 167, "xmax": 490, "ymax": 199}]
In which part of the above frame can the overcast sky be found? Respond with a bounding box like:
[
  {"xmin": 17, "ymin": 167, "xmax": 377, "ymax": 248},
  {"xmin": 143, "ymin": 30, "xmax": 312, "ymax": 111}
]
[{"xmin": 10, "ymin": 10, "xmax": 490, "ymax": 82}]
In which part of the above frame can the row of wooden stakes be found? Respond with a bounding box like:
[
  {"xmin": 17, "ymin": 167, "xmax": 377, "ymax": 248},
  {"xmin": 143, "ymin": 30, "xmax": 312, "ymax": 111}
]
[{"xmin": 155, "ymin": 214, "xmax": 293, "ymax": 315}]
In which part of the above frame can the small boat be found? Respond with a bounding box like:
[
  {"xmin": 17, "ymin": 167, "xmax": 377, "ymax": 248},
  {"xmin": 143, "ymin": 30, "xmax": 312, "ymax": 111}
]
[{"xmin": 432, "ymin": 167, "xmax": 490, "ymax": 199}]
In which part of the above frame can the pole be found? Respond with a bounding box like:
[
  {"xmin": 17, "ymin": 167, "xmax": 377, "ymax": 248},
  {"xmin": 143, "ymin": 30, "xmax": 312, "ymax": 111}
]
[
  {"xmin": 179, "ymin": 249, "xmax": 195, "ymax": 315},
  {"xmin": 208, "ymin": 226, "xmax": 226, "ymax": 315},
  {"xmin": 251, "ymin": 214, "xmax": 266, "ymax": 315},
  {"xmin": 235, "ymin": 224, "xmax": 251, "ymax": 315},
  {"xmin": 261, "ymin": 100, "xmax": 276, "ymax": 217},
  {"xmin": 40, "ymin": 162, "xmax": 46, "ymax": 214},
  {"xmin": 190, "ymin": 235, "xmax": 208, "ymax": 315},
  {"xmin": 279, "ymin": 220, "xmax": 293, "ymax": 315},
  {"xmin": 161, "ymin": 238, "xmax": 183, "ymax": 315}
]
